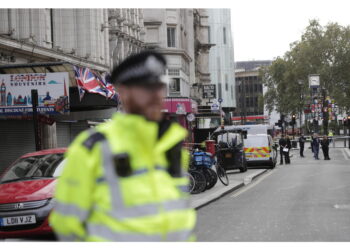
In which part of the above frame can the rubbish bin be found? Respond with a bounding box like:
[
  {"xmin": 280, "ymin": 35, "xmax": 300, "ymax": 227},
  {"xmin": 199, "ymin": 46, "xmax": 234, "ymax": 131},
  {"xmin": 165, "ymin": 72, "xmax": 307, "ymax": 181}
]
[
  {"xmin": 205, "ymin": 140, "xmax": 216, "ymax": 155},
  {"xmin": 292, "ymin": 140, "xmax": 298, "ymax": 148}
]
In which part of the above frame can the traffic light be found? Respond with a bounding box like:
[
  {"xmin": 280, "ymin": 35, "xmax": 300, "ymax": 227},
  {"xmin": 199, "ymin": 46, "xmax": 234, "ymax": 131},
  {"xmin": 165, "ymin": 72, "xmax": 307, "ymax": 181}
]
[
  {"xmin": 344, "ymin": 117, "xmax": 348, "ymax": 126},
  {"xmin": 291, "ymin": 114, "xmax": 296, "ymax": 125}
]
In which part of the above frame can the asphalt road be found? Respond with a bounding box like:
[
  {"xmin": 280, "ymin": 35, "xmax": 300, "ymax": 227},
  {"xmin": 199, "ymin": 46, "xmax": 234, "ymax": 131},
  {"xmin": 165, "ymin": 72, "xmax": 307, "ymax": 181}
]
[{"xmin": 195, "ymin": 147, "xmax": 350, "ymax": 241}]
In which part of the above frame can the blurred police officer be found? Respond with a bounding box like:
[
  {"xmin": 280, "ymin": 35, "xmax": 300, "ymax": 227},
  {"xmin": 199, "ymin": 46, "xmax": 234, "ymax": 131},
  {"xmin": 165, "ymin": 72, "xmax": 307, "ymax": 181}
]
[{"xmin": 49, "ymin": 51, "xmax": 196, "ymax": 241}]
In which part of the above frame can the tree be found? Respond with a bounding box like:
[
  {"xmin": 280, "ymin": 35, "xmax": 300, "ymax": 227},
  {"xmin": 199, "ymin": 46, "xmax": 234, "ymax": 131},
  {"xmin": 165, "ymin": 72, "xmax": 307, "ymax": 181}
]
[{"xmin": 263, "ymin": 19, "xmax": 350, "ymax": 133}]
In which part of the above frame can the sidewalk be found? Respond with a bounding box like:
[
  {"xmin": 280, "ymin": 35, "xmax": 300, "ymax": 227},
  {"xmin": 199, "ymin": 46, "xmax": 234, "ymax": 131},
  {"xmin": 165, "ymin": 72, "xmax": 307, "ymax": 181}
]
[{"xmin": 189, "ymin": 168, "xmax": 268, "ymax": 209}]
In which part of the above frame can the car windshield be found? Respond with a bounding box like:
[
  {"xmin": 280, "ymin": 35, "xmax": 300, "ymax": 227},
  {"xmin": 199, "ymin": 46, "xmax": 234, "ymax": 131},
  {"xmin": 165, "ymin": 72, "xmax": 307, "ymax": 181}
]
[{"xmin": 0, "ymin": 153, "xmax": 65, "ymax": 184}]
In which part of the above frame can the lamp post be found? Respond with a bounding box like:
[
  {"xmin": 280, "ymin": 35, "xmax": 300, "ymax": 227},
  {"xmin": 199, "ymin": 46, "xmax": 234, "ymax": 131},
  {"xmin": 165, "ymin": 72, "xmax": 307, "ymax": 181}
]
[{"xmin": 298, "ymin": 80, "xmax": 305, "ymax": 135}]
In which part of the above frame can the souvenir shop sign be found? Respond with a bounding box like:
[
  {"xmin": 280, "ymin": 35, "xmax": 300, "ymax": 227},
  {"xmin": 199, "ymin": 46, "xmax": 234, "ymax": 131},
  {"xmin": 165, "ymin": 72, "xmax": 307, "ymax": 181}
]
[{"xmin": 0, "ymin": 73, "xmax": 69, "ymax": 116}]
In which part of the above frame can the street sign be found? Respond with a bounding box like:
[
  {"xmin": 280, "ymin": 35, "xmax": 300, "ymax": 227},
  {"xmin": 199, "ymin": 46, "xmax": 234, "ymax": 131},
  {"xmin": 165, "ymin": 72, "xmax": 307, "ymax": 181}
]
[
  {"xmin": 218, "ymin": 98, "xmax": 223, "ymax": 103},
  {"xmin": 186, "ymin": 113, "xmax": 195, "ymax": 122},
  {"xmin": 211, "ymin": 103, "xmax": 219, "ymax": 111},
  {"xmin": 202, "ymin": 84, "xmax": 216, "ymax": 99},
  {"xmin": 309, "ymin": 74, "xmax": 320, "ymax": 88}
]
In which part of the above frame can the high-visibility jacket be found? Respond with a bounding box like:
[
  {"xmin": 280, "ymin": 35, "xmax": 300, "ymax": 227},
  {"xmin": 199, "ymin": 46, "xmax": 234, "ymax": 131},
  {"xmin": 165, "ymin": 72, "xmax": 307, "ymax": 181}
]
[{"xmin": 49, "ymin": 113, "xmax": 196, "ymax": 242}]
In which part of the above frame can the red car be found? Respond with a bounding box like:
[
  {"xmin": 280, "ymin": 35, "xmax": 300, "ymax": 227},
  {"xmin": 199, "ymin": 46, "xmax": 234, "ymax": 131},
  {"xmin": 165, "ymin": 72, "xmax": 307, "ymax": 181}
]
[{"xmin": 0, "ymin": 148, "xmax": 66, "ymax": 239}]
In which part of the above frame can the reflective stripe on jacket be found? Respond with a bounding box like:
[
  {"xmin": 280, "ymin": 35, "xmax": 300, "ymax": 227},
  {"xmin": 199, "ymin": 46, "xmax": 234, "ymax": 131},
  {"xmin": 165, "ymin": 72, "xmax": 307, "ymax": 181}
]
[{"xmin": 49, "ymin": 113, "xmax": 196, "ymax": 241}]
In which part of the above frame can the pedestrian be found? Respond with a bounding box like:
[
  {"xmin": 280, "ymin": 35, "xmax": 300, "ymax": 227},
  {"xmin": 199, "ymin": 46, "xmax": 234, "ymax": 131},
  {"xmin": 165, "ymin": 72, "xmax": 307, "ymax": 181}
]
[
  {"xmin": 49, "ymin": 51, "xmax": 196, "ymax": 242},
  {"xmin": 298, "ymin": 134, "xmax": 306, "ymax": 157},
  {"xmin": 279, "ymin": 134, "xmax": 290, "ymax": 164},
  {"xmin": 311, "ymin": 133, "xmax": 320, "ymax": 160},
  {"xmin": 285, "ymin": 135, "xmax": 292, "ymax": 164},
  {"xmin": 321, "ymin": 135, "xmax": 331, "ymax": 160},
  {"xmin": 328, "ymin": 130, "xmax": 334, "ymax": 143}
]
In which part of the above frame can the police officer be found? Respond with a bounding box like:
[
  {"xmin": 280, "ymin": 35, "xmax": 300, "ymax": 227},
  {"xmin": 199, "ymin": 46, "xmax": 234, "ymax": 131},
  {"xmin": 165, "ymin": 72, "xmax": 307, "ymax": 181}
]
[
  {"xmin": 49, "ymin": 51, "xmax": 196, "ymax": 241},
  {"xmin": 279, "ymin": 134, "xmax": 287, "ymax": 164}
]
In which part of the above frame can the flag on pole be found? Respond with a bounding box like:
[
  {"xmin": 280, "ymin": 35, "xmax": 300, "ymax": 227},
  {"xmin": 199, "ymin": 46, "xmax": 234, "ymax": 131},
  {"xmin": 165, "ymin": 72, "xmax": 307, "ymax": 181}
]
[{"xmin": 73, "ymin": 66, "xmax": 118, "ymax": 103}]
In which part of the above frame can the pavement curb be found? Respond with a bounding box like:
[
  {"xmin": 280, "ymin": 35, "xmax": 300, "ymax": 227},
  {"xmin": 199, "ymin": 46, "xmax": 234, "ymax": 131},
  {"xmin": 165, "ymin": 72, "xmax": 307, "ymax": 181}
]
[
  {"xmin": 193, "ymin": 169, "xmax": 268, "ymax": 210},
  {"xmin": 194, "ymin": 182, "xmax": 244, "ymax": 210}
]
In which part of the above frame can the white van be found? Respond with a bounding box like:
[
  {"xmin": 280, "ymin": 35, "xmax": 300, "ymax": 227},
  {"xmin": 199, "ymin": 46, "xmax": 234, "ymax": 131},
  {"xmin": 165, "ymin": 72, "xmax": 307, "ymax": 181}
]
[{"xmin": 243, "ymin": 134, "xmax": 278, "ymax": 168}]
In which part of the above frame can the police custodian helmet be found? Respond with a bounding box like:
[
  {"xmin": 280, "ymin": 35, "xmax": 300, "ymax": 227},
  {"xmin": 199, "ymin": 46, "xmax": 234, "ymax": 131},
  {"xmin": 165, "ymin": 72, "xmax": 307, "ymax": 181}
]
[{"xmin": 110, "ymin": 50, "xmax": 168, "ymax": 87}]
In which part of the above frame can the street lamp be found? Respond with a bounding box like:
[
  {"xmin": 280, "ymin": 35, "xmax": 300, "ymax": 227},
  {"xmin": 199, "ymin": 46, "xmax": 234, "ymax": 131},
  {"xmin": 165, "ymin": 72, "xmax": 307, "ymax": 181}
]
[{"xmin": 298, "ymin": 80, "xmax": 304, "ymax": 135}]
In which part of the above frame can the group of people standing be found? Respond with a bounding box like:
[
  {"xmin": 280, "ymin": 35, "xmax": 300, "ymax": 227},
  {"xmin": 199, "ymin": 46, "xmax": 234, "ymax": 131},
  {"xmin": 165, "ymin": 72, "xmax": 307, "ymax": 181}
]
[
  {"xmin": 310, "ymin": 133, "xmax": 331, "ymax": 160},
  {"xmin": 279, "ymin": 133, "xmax": 331, "ymax": 164}
]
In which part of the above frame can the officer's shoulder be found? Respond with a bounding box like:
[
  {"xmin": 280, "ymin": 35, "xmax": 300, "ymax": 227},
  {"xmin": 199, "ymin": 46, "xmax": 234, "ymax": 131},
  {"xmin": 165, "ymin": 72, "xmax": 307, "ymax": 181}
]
[{"xmin": 81, "ymin": 121, "xmax": 116, "ymax": 150}]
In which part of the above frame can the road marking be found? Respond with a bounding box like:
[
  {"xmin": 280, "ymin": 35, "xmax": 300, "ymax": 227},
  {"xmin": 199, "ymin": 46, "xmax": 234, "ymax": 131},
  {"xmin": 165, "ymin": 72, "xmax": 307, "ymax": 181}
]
[
  {"xmin": 230, "ymin": 169, "xmax": 275, "ymax": 198},
  {"xmin": 342, "ymin": 149, "xmax": 350, "ymax": 160},
  {"xmin": 334, "ymin": 204, "xmax": 350, "ymax": 210}
]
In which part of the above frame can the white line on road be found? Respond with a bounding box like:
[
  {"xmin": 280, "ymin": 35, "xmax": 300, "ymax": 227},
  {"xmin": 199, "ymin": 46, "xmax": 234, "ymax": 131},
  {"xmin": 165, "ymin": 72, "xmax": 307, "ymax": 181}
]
[
  {"xmin": 230, "ymin": 169, "xmax": 275, "ymax": 198},
  {"xmin": 342, "ymin": 149, "xmax": 350, "ymax": 160}
]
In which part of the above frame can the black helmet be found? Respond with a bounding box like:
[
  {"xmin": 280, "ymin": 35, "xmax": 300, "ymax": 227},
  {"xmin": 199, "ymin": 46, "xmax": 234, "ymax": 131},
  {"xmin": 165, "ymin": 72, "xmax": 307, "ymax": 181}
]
[{"xmin": 110, "ymin": 50, "xmax": 168, "ymax": 87}]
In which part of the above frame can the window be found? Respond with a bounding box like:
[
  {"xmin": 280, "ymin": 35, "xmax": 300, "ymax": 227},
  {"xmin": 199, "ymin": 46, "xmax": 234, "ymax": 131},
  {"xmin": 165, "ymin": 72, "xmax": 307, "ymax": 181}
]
[
  {"xmin": 225, "ymin": 74, "xmax": 228, "ymax": 91},
  {"xmin": 218, "ymin": 83, "xmax": 222, "ymax": 99},
  {"xmin": 167, "ymin": 27, "xmax": 176, "ymax": 47},
  {"xmin": 208, "ymin": 26, "xmax": 211, "ymax": 43},
  {"xmin": 223, "ymin": 27, "xmax": 226, "ymax": 44},
  {"xmin": 231, "ymin": 85, "xmax": 234, "ymax": 99},
  {"xmin": 168, "ymin": 68, "xmax": 180, "ymax": 76},
  {"xmin": 169, "ymin": 78, "xmax": 180, "ymax": 94}
]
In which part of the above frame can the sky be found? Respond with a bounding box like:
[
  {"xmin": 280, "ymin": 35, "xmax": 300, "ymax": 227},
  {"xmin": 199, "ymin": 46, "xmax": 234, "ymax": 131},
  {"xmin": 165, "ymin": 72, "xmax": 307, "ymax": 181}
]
[
  {"xmin": 231, "ymin": 0, "xmax": 350, "ymax": 61},
  {"xmin": 6, "ymin": 0, "xmax": 350, "ymax": 63}
]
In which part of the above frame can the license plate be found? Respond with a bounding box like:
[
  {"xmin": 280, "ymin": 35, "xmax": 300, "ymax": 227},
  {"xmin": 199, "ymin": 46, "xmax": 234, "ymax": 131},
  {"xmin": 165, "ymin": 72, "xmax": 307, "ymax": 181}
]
[
  {"xmin": 0, "ymin": 215, "xmax": 36, "ymax": 227},
  {"xmin": 225, "ymin": 153, "xmax": 232, "ymax": 158}
]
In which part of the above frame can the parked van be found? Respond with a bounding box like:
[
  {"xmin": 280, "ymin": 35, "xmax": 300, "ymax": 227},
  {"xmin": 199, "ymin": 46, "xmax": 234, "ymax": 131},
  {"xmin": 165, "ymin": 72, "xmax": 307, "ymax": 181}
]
[{"xmin": 243, "ymin": 134, "xmax": 278, "ymax": 168}]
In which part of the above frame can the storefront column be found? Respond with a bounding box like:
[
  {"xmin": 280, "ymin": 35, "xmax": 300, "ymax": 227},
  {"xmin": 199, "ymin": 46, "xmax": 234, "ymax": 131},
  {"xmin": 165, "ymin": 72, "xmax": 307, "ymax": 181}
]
[{"xmin": 42, "ymin": 122, "xmax": 57, "ymax": 149}]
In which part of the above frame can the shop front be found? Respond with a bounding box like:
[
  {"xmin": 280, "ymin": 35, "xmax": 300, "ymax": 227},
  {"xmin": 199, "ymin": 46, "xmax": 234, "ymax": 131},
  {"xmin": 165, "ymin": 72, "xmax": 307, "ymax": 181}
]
[
  {"xmin": 0, "ymin": 62, "xmax": 118, "ymax": 175},
  {"xmin": 162, "ymin": 97, "xmax": 197, "ymax": 142}
]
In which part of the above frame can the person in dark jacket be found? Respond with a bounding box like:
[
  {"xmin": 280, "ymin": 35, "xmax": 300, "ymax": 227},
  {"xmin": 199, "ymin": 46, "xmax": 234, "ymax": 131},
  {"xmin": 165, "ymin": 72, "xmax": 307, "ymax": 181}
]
[
  {"xmin": 299, "ymin": 134, "xmax": 306, "ymax": 157},
  {"xmin": 320, "ymin": 135, "xmax": 331, "ymax": 160},
  {"xmin": 311, "ymin": 133, "xmax": 320, "ymax": 160},
  {"xmin": 279, "ymin": 135, "xmax": 291, "ymax": 164},
  {"xmin": 285, "ymin": 135, "xmax": 292, "ymax": 164}
]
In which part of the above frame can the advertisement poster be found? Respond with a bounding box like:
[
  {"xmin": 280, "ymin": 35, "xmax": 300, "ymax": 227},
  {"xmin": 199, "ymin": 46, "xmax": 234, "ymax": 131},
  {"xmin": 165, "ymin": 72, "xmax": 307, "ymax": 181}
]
[{"xmin": 0, "ymin": 72, "xmax": 69, "ymax": 116}]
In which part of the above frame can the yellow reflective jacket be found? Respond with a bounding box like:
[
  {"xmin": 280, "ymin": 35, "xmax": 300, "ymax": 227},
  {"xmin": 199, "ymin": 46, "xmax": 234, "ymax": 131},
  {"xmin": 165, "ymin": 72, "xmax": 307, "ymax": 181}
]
[{"xmin": 49, "ymin": 113, "xmax": 196, "ymax": 241}]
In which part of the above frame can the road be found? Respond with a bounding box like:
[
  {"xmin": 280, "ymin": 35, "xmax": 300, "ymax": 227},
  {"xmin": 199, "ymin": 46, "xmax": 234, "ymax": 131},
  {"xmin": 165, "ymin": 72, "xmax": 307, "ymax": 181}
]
[{"xmin": 195, "ymin": 147, "xmax": 350, "ymax": 241}]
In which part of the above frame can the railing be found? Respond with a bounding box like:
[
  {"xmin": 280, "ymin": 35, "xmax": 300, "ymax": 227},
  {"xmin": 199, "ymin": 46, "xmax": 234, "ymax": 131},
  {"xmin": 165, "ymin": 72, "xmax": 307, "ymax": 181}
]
[{"xmin": 282, "ymin": 136, "xmax": 350, "ymax": 149}]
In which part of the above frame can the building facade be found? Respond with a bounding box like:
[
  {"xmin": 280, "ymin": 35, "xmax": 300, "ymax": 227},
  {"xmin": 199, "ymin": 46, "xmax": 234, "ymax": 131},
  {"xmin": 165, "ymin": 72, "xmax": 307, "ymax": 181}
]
[
  {"xmin": 143, "ymin": 8, "xmax": 195, "ymax": 99},
  {"xmin": 0, "ymin": 9, "xmax": 144, "ymax": 174},
  {"xmin": 207, "ymin": 9, "xmax": 236, "ymax": 111},
  {"xmin": 234, "ymin": 60, "xmax": 272, "ymax": 124}
]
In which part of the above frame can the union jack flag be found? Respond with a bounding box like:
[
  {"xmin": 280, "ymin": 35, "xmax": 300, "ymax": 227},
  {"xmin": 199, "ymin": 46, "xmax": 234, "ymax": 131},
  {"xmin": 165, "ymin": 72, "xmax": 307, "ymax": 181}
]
[{"xmin": 73, "ymin": 66, "xmax": 118, "ymax": 103}]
